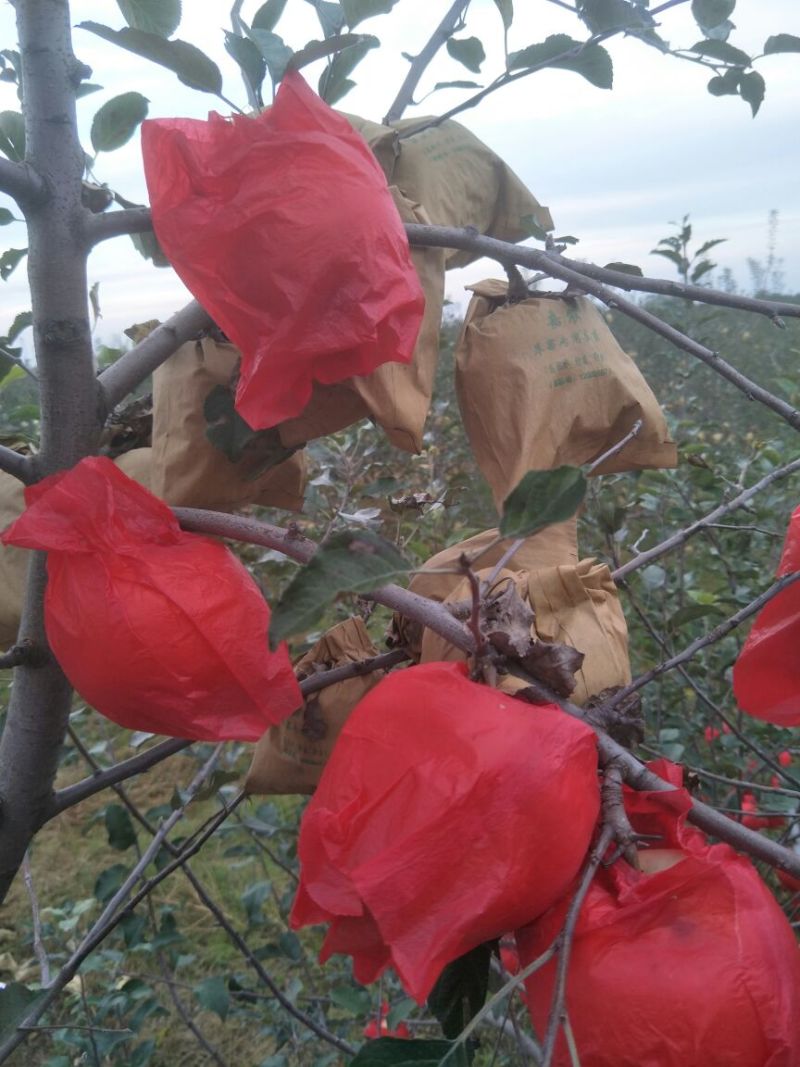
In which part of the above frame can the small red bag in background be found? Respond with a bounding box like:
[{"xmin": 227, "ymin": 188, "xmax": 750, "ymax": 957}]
[
  {"xmin": 517, "ymin": 760, "xmax": 800, "ymax": 1067},
  {"xmin": 733, "ymin": 504, "xmax": 800, "ymax": 726},
  {"xmin": 141, "ymin": 71, "xmax": 424, "ymax": 431},
  {"xmin": 290, "ymin": 662, "xmax": 600, "ymax": 1003},
  {"xmin": 1, "ymin": 457, "xmax": 301, "ymax": 741}
]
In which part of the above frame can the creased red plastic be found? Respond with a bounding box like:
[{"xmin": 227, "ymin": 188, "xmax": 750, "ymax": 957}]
[
  {"xmin": 289, "ymin": 662, "xmax": 600, "ymax": 1003},
  {"xmin": 517, "ymin": 760, "xmax": 800, "ymax": 1067},
  {"xmin": 141, "ymin": 71, "xmax": 424, "ymax": 431},
  {"xmin": 734, "ymin": 504, "xmax": 800, "ymax": 725},
  {"xmin": 1, "ymin": 457, "xmax": 301, "ymax": 740}
]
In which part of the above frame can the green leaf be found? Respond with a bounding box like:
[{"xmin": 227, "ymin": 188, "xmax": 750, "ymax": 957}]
[
  {"xmin": 0, "ymin": 111, "xmax": 24, "ymax": 162},
  {"xmin": 315, "ymin": 1, "xmax": 347, "ymax": 38},
  {"xmin": 428, "ymin": 943, "xmax": 492, "ymax": 1040},
  {"xmin": 0, "ymin": 248, "xmax": 26, "ymax": 281},
  {"xmin": 492, "ymin": 0, "xmax": 514, "ymax": 31},
  {"xmin": 707, "ymin": 69, "xmax": 740, "ymax": 95},
  {"xmin": 691, "ymin": 0, "xmax": 735, "ymax": 32},
  {"xmin": 224, "ymin": 32, "xmax": 267, "ymax": 101},
  {"xmin": 431, "ymin": 80, "xmax": 482, "ymax": 92},
  {"xmin": 116, "ymin": 0, "xmax": 182, "ymax": 38},
  {"xmin": 77, "ymin": 23, "xmax": 222, "ymax": 94},
  {"xmin": 340, "ymin": 0, "xmax": 399, "ymax": 28},
  {"xmin": 690, "ymin": 39, "xmax": 751, "ymax": 66},
  {"xmin": 90, "ymin": 91, "xmax": 149, "ymax": 153},
  {"xmin": 764, "ymin": 33, "xmax": 800, "ymax": 54},
  {"xmin": 241, "ymin": 881, "xmax": 271, "ymax": 927},
  {"xmin": 446, "ymin": 37, "xmax": 485, "ymax": 74},
  {"xmin": 94, "ymin": 863, "xmax": 129, "ymax": 902},
  {"xmin": 7, "ymin": 311, "xmax": 31, "ymax": 342},
  {"xmin": 387, "ymin": 998, "xmax": 416, "ymax": 1030},
  {"xmin": 76, "ymin": 82, "xmax": 104, "ymax": 98},
  {"xmin": 603, "ymin": 261, "xmax": 643, "ymax": 276},
  {"xmin": 270, "ymin": 530, "xmax": 410, "ymax": 644},
  {"xmin": 508, "ymin": 35, "xmax": 612, "ymax": 88},
  {"xmin": 500, "ymin": 466, "xmax": 587, "ymax": 538},
  {"xmin": 0, "ymin": 983, "xmax": 47, "ymax": 1038},
  {"xmin": 288, "ymin": 34, "xmax": 374, "ymax": 76},
  {"xmin": 246, "ymin": 28, "xmax": 295, "ymax": 83},
  {"xmin": 130, "ymin": 229, "xmax": 169, "ymax": 267},
  {"xmin": 519, "ymin": 213, "xmax": 549, "ymax": 241},
  {"xmin": 330, "ymin": 985, "xmax": 372, "ymax": 1015},
  {"xmin": 203, "ymin": 384, "xmax": 297, "ymax": 477},
  {"xmin": 579, "ymin": 0, "xmax": 653, "ymax": 33},
  {"xmin": 195, "ymin": 976, "xmax": 229, "ymax": 1021},
  {"xmin": 252, "ymin": 0, "xmax": 289, "ymax": 32},
  {"xmin": 318, "ymin": 34, "xmax": 378, "ymax": 104},
  {"xmin": 105, "ymin": 804, "xmax": 137, "ymax": 851},
  {"xmin": 0, "ymin": 208, "xmax": 14, "ymax": 226},
  {"xmin": 739, "ymin": 69, "xmax": 765, "ymax": 115},
  {"xmin": 696, "ymin": 238, "xmax": 727, "ymax": 255},
  {"xmin": 349, "ymin": 1038, "xmax": 468, "ymax": 1066},
  {"xmin": 690, "ymin": 258, "xmax": 715, "ymax": 282}
]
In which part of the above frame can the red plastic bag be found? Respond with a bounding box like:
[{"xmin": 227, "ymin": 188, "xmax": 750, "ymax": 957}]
[
  {"xmin": 734, "ymin": 505, "xmax": 800, "ymax": 725},
  {"xmin": 141, "ymin": 72, "xmax": 424, "ymax": 430},
  {"xmin": 1, "ymin": 457, "xmax": 301, "ymax": 740},
  {"xmin": 517, "ymin": 761, "xmax": 800, "ymax": 1067},
  {"xmin": 290, "ymin": 662, "xmax": 600, "ymax": 1003}
]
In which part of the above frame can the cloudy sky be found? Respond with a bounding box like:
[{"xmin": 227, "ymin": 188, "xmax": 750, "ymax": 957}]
[{"xmin": 0, "ymin": 0, "xmax": 797, "ymax": 343}]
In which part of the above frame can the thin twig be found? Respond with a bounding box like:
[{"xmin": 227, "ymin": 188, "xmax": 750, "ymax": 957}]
[
  {"xmin": 540, "ymin": 826, "xmax": 614, "ymax": 1067},
  {"xmin": 383, "ymin": 0, "xmax": 471, "ymax": 123},
  {"xmin": 300, "ymin": 647, "xmax": 409, "ymax": 695},
  {"xmin": 0, "ymin": 750, "xmax": 227, "ymax": 1063},
  {"xmin": 22, "ymin": 852, "xmax": 50, "ymax": 985},
  {"xmin": 605, "ymin": 570, "xmax": 800, "ymax": 710},
  {"xmin": 600, "ymin": 759, "xmax": 638, "ymax": 867},
  {"xmin": 613, "ymin": 456, "xmax": 800, "ymax": 580},
  {"xmin": 586, "ymin": 419, "xmax": 642, "ymax": 474}
]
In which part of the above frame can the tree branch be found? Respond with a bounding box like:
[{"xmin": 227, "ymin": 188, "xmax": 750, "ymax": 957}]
[
  {"xmin": 85, "ymin": 206, "xmax": 155, "ymax": 246},
  {"xmin": 98, "ymin": 300, "xmax": 212, "ymax": 414},
  {"xmin": 0, "ymin": 157, "xmax": 47, "ymax": 209},
  {"xmin": 383, "ymin": 0, "xmax": 472, "ymax": 124},
  {"xmin": 606, "ymin": 570, "xmax": 800, "ymax": 709},
  {"xmin": 613, "ymin": 456, "xmax": 800, "ymax": 581},
  {"xmin": 48, "ymin": 648, "xmax": 407, "ymax": 818},
  {"xmin": 403, "ymin": 225, "xmax": 800, "ymax": 320},
  {"xmin": 168, "ymin": 507, "xmax": 800, "ymax": 880},
  {"xmin": 550, "ymin": 252, "xmax": 800, "ymax": 322},
  {"xmin": 540, "ymin": 826, "xmax": 614, "ymax": 1067},
  {"xmin": 0, "ymin": 444, "xmax": 34, "ymax": 484},
  {"xmin": 48, "ymin": 738, "xmax": 193, "ymax": 819},
  {"xmin": 406, "ymin": 224, "xmax": 800, "ymax": 431}
]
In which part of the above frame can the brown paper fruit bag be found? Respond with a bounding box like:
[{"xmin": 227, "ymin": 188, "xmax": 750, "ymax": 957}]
[
  {"xmin": 0, "ymin": 451, "xmax": 158, "ymax": 650},
  {"xmin": 390, "ymin": 519, "xmax": 578, "ymax": 660},
  {"xmin": 151, "ymin": 336, "xmax": 307, "ymax": 511},
  {"xmin": 278, "ymin": 186, "xmax": 445, "ymax": 453},
  {"xmin": 346, "ymin": 114, "xmax": 553, "ymax": 270},
  {"xmin": 455, "ymin": 280, "xmax": 677, "ymax": 509},
  {"xmin": 420, "ymin": 557, "xmax": 631, "ymax": 707},
  {"xmin": 246, "ymin": 617, "xmax": 385, "ymax": 795}
]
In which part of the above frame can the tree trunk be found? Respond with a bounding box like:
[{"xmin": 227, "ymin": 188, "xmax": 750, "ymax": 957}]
[{"xmin": 0, "ymin": 0, "xmax": 98, "ymax": 901}]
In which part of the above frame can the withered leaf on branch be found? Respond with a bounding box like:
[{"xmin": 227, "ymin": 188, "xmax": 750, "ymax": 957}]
[
  {"xmin": 482, "ymin": 578, "xmax": 584, "ymax": 696},
  {"xmin": 585, "ymin": 686, "xmax": 645, "ymax": 748}
]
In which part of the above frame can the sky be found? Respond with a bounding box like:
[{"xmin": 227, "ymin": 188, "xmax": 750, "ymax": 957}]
[{"xmin": 0, "ymin": 0, "xmax": 798, "ymax": 345}]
